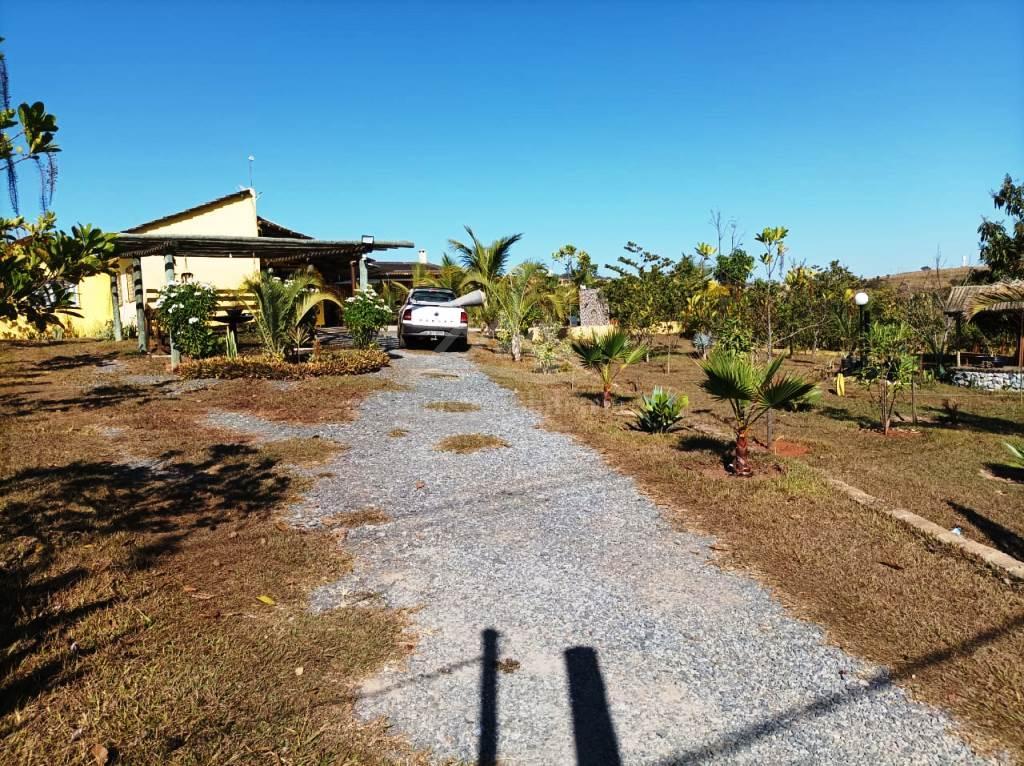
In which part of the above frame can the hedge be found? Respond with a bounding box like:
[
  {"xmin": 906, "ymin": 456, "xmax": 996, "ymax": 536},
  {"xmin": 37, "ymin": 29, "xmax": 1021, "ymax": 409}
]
[{"xmin": 177, "ymin": 349, "xmax": 391, "ymax": 380}]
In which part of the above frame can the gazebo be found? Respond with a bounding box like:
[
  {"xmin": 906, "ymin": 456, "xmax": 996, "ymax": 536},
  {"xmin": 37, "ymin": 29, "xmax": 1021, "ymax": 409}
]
[
  {"xmin": 112, "ymin": 232, "xmax": 413, "ymax": 352},
  {"xmin": 944, "ymin": 282, "xmax": 1024, "ymax": 380}
]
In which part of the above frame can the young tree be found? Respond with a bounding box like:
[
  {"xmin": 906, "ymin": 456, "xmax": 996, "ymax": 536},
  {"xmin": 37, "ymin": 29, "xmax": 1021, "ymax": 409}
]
[
  {"xmin": 492, "ymin": 261, "xmax": 563, "ymax": 362},
  {"xmin": 448, "ymin": 226, "xmax": 523, "ymax": 334},
  {"xmin": 754, "ymin": 226, "xmax": 789, "ymax": 358},
  {"xmin": 858, "ymin": 322, "xmax": 917, "ymax": 435},
  {"xmin": 551, "ymin": 244, "xmax": 598, "ymax": 288},
  {"xmin": 694, "ymin": 242, "xmax": 717, "ymax": 279},
  {"xmin": 978, "ymin": 174, "xmax": 1024, "ymax": 279},
  {"xmin": 713, "ymin": 247, "xmax": 754, "ymax": 288}
]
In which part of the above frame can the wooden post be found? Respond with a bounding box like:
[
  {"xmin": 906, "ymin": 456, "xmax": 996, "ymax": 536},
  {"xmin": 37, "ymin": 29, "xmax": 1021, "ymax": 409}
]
[
  {"xmin": 109, "ymin": 272, "xmax": 123, "ymax": 341},
  {"xmin": 911, "ymin": 377, "xmax": 917, "ymax": 426},
  {"xmin": 133, "ymin": 256, "xmax": 148, "ymax": 352},
  {"xmin": 164, "ymin": 251, "xmax": 180, "ymax": 369}
]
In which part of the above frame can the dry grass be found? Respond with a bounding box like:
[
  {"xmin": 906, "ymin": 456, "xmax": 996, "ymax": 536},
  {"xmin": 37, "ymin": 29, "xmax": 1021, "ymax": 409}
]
[
  {"xmin": 259, "ymin": 436, "xmax": 345, "ymax": 466},
  {"xmin": 0, "ymin": 340, "xmax": 424, "ymax": 765},
  {"xmin": 324, "ymin": 508, "xmax": 392, "ymax": 528},
  {"xmin": 422, "ymin": 372, "xmax": 459, "ymax": 380},
  {"xmin": 388, "ymin": 428, "xmax": 410, "ymax": 438},
  {"xmin": 425, "ymin": 401, "xmax": 481, "ymax": 413},
  {"xmin": 435, "ymin": 434, "xmax": 510, "ymax": 454},
  {"xmin": 471, "ymin": 338, "xmax": 1024, "ymax": 759}
]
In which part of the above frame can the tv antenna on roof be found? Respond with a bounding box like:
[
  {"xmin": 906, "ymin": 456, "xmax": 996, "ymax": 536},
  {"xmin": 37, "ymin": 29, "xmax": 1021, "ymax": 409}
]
[{"xmin": 247, "ymin": 155, "xmax": 255, "ymax": 190}]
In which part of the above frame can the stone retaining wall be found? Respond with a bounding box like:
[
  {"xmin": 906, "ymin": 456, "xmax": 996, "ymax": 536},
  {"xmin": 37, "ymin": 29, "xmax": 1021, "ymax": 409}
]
[{"xmin": 951, "ymin": 369, "xmax": 1024, "ymax": 391}]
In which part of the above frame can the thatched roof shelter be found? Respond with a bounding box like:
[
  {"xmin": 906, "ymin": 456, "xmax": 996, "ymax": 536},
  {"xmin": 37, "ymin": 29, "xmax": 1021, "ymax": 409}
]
[{"xmin": 944, "ymin": 283, "xmax": 1024, "ymax": 316}]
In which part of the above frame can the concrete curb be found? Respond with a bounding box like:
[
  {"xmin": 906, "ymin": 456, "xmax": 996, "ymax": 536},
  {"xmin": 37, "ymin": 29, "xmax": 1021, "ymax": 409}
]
[{"xmin": 827, "ymin": 477, "xmax": 1024, "ymax": 581}]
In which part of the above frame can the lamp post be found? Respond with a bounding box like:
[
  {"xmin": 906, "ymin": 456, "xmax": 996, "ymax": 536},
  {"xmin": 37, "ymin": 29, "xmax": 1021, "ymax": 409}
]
[{"xmin": 854, "ymin": 291, "xmax": 870, "ymax": 366}]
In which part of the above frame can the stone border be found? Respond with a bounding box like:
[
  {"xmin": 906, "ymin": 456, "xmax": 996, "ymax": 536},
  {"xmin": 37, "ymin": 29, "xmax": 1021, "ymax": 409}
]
[{"xmin": 827, "ymin": 477, "xmax": 1024, "ymax": 581}]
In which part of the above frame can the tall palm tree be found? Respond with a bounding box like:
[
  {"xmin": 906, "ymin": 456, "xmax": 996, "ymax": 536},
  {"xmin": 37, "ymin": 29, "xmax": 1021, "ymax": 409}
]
[
  {"xmin": 571, "ymin": 329, "xmax": 648, "ymax": 408},
  {"xmin": 415, "ymin": 253, "xmax": 467, "ymax": 292},
  {"xmin": 448, "ymin": 225, "xmax": 523, "ymax": 289},
  {"xmin": 699, "ymin": 352, "xmax": 816, "ymax": 476}
]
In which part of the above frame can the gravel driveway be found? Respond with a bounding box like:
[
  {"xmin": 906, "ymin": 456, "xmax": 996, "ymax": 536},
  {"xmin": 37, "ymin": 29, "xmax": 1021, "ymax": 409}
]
[{"xmin": 288, "ymin": 349, "xmax": 989, "ymax": 765}]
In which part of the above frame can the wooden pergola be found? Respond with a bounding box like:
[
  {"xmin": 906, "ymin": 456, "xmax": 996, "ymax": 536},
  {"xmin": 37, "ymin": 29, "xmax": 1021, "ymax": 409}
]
[
  {"xmin": 112, "ymin": 232, "xmax": 413, "ymax": 356},
  {"xmin": 944, "ymin": 283, "xmax": 1024, "ymax": 368}
]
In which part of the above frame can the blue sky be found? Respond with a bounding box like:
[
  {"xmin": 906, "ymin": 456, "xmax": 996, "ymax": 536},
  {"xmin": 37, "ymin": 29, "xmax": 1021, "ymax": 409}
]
[{"xmin": 7, "ymin": 1, "xmax": 1023, "ymax": 277}]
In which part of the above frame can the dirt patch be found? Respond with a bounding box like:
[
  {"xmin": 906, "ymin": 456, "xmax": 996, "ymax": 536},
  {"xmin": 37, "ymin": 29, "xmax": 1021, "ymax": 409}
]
[
  {"xmin": 425, "ymin": 401, "xmax": 481, "ymax": 413},
  {"xmin": 388, "ymin": 428, "xmax": 410, "ymax": 438},
  {"xmin": 773, "ymin": 438, "xmax": 810, "ymax": 457},
  {"xmin": 435, "ymin": 434, "xmax": 510, "ymax": 454}
]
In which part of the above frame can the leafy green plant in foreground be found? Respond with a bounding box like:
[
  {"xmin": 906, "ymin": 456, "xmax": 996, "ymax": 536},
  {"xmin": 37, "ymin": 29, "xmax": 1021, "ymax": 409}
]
[
  {"xmin": 633, "ymin": 386, "xmax": 688, "ymax": 433},
  {"xmin": 699, "ymin": 352, "xmax": 816, "ymax": 476}
]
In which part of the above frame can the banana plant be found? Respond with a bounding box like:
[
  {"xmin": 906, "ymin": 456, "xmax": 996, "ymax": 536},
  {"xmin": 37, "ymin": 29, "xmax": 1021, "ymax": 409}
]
[{"xmin": 699, "ymin": 351, "xmax": 817, "ymax": 476}]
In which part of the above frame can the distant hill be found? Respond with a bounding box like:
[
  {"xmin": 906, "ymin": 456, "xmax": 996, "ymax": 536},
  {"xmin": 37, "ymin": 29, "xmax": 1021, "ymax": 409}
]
[{"xmin": 863, "ymin": 265, "xmax": 988, "ymax": 292}]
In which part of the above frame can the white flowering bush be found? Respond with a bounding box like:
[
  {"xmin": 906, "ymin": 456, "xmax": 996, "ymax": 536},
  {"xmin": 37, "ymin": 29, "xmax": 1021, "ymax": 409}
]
[
  {"xmin": 343, "ymin": 287, "xmax": 392, "ymax": 348},
  {"xmin": 154, "ymin": 281, "xmax": 218, "ymax": 358}
]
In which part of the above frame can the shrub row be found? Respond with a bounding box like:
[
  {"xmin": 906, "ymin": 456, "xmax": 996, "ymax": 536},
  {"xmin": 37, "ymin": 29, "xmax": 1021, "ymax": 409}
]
[{"xmin": 178, "ymin": 349, "xmax": 391, "ymax": 380}]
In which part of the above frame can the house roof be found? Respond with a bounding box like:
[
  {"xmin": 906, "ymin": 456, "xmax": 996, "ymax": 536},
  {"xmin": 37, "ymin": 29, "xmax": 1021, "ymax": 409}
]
[
  {"xmin": 944, "ymin": 282, "xmax": 1024, "ymax": 315},
  {"xmin": 123, "ymin": 189, "xmax": 255, "ymax": 233},
  {"xmin": 368, "ymin": 260, "xmax": 440, "ymax": 276},
  {"xmin": 113, "ymin": 232, "xmax": 414, "ymax": 265},
  {"xmin": 257, "ymin": 216, "xmax": 312, "ymax": 239}
]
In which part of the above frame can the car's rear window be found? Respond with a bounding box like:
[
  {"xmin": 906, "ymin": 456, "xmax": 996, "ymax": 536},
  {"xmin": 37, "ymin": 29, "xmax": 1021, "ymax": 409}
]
[{"xmin": 409, "ymin": 289, "xmax": 456, "ymax": 304}]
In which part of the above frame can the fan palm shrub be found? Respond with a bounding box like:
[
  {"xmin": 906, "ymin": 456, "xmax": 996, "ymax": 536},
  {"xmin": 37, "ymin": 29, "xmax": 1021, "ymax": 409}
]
[
  {"xmin": 699, "ymin": 352, "xmax": 817, "ymax": 476},
  {"xmin": 244, "ymin": 272, "xmax": 341, "ymax": 360},
  {"xmin": 571, "ymin": 329, "xmax": 648, "ymax": 408}
]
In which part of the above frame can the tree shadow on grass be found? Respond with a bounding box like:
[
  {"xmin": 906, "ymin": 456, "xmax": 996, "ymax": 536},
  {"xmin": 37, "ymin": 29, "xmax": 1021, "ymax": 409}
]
[
  {"xmin": 32, "ymin": 350, "xmax": 122, "ymax": 371},
  {"xmin": 0, "ymin": 443, "xmax": 293, "ymax": 719},
  {"xmin": 0, "ymin": 381, "xmax": 174, "ymax": 417},
  {"xmin": 921, "ymin": 406, "xmax": 1024, "ymax": 436},
  {"xmin": 948, "ymin": 501, "xmax": 1024, "ymax": 561},
  {"xmin": 818, "ymin": 405, "xmax": 878, "ymax": 430}
]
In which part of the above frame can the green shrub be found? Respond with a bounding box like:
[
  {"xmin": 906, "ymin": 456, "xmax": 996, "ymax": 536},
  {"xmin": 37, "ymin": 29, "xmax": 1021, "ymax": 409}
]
[
  {"xmin": 154, "ymin": 282, "xmax": 218, "ymax": 359},
  {"xmin": 343, "ymin": 288, "xmax": 393, "ymax": 348},
  {"xmin": 178, "ymin": 348, "xmax": 390, "ymax": 380},
  {"xmin": 532, "ymin": 324, "xmax": 568, "ymax": 373},
  {"xmin": 633, "ymin": 386, "xmax": 688, "ymax": 433}
]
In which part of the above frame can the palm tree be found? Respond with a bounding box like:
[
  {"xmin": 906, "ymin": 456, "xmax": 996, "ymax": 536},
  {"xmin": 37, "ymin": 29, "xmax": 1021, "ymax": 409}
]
[
  {"xmin": 699, "ymin": 352, "xmax": 816, "ymax": 476},
  {"xmin": 491, "ymin": 262, "xmax": 565, "ymax": 362},
  {"xmin": 244, "ymin": 272, "xmax": 341, "ymax": 360},
  {"xmin": 571, "ymin": 329, "xmax": 648, "ymax": 408},
  {"xmin": 415, "ymin": 253, "xmax": 467, "ymax": 292},
  {"xmin": 448, "ymin": 225, "xmax": 523, "ymax": 290}
]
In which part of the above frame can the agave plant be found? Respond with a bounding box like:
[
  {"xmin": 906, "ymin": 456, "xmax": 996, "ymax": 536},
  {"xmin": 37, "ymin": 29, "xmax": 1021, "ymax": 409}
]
[
  {"xmin": 244, "ymin": 272, "xmax": 341, "ymax": 360},
  {"xmin": 571, "ymin": 329, "xmax": 648, "ymax": 408},
  {"xmin": 1006, "ymin": 440, "xmax": 1024, "ymax": 468},
  {"xmin": 699, "ymin": 352, "xmax": 817, "ymax": 476},
  {"xmin": 633, "ymin": 386, "xmax": 688, "ymax": 433}
]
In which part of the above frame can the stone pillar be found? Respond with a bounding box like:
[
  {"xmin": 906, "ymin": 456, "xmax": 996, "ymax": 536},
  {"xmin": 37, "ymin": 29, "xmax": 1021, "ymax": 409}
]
[
  {"xmin": 109, "ymin": 272, "xmax": 123, "ymax": 341},
  {"xmin": 579, "ymin": 287, "xmax": 610, "ymax": 326},
  {"xmin": 164, "ymin": 251, "xmax": 180, "ymax": 369},
  {"xmin": 132, "ymin": 256, "xmax": 147, "ymax": 352}
]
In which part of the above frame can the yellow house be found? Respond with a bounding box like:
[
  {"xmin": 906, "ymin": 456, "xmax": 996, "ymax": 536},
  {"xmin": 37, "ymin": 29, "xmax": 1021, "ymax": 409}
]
[{"xmin": 50, "ymin": 189, "xmax": 412, "ymax": 343}]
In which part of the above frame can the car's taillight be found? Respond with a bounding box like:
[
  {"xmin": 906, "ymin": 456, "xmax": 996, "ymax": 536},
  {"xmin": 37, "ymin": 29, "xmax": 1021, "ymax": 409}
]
[
  {"xmin": 460, "ymin": 310, "xmax": 468, "ymax": 324},
  {"xmin": 402, "ymin": 308, "xmax": 412, "ymax": 321}
]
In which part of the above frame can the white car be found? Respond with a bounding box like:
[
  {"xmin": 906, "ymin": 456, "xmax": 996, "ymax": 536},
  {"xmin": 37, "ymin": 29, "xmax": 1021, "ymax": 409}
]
[{"xmin": 397, "ymin": 288, "xmax": 469, "ymax": 350}]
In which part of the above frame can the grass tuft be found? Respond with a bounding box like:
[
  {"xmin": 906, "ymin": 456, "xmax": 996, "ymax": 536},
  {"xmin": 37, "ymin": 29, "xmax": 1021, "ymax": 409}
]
[
  {"xmin": 425, "ymin": 401, "xmax": 480, "ymax": 413},
  {"xmin": 435, "ymin": 433, "xmax": 510, "ymax": 454}
]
